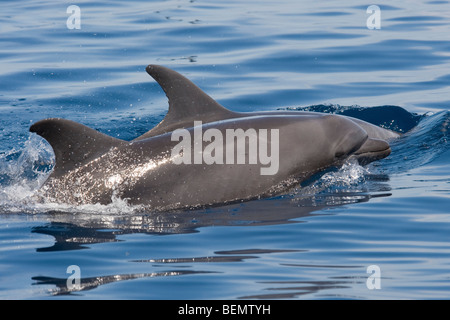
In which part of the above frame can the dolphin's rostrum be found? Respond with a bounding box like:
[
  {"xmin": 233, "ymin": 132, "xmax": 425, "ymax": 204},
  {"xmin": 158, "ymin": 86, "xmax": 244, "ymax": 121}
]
[{"xmin": 30, "ymin": 65, "xmax": 397, "ymax": 211}]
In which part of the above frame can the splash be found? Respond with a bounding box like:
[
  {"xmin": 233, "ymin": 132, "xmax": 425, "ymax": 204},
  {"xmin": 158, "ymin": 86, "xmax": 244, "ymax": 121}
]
[
  {"xmin": 0, "ymin": 134, "xmax": 140, "ymax": 215},
  {"xmin": 0, "ymin": 134, "xmax": 54, "ymax": 212},
  {"xmin": 317, "ymin": 159, "xmax": 369, "ymax": 189},
  {"xmin": 289, "ymin": 159, "xmax": 372, "ymax": 207}
]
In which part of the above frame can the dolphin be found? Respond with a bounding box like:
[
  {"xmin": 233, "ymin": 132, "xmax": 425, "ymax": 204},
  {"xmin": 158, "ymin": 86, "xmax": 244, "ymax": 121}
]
[{"xmin": 30, "ymin": 65, "xmax": 397, "ymax": 210}]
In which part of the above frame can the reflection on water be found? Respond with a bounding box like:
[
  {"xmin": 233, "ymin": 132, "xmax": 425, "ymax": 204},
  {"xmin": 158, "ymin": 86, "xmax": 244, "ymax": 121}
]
[
  {"xmin": 30, "ymin": 186, "xmax": 390, "ymax": 251},
  {"xmin": 33, "ymin": 245, "xmax": 368, "ymax": 298},
  {"xmin": 33, "ymin": 254, "xmax": 368, "ymax": 298},
  {"xmin": 34, "ymin": 248, "xmax": 308, "ymax": 296},
  {"xmin": 22, "ymin": 172, "xmax": 388, "ymax": 296},
  {"xmin": 240, "ymin": 279, "xmax": 361, "ymax": 299},
  {"xmin": 28, "ymin": 185, "xmax": 388, "ymax": 297},
  {"xmin": 33, "ymin": 270, "xmax": 213, "ymax": 296}
]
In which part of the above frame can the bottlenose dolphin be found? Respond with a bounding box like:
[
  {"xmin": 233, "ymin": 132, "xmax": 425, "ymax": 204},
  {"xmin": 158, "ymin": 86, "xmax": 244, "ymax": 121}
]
[{"xmin": 30, "ymin": 65, "xmax": 397, "ymax": 210}]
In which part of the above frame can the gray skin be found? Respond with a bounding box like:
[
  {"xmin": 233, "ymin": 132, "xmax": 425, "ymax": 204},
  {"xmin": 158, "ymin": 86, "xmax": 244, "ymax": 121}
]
[{"xmin": 30, "ymin": 65, "xmax": 396, "ymax": 211}]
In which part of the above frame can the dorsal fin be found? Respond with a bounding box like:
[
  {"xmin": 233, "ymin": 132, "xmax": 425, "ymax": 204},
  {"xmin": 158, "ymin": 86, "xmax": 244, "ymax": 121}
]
[
  {"xmin": 134, "ymin": 65, "xmax": 236, "ymax": 140},
  {"xmin": 30, "ymin": 118, "xmax": 126, "ymax": 178}
]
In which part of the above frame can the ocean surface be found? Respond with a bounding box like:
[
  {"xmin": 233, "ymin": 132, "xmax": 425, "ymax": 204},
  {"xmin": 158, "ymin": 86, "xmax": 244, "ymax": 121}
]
[{"xmin": 0, "ymin": 0, "xmax": 449, "ymax": 300}]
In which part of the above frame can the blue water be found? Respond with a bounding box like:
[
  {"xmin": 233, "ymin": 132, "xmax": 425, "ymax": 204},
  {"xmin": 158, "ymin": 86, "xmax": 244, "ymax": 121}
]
[{"xmin": 1, "ymin": 0, "xmax": 449, "ymax": 299}]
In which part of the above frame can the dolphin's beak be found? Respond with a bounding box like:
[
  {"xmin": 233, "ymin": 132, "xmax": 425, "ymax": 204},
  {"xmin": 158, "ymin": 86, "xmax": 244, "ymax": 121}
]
[{"xmin": 351, "ymin": 138, "xmax": 391, "ymax": 165}]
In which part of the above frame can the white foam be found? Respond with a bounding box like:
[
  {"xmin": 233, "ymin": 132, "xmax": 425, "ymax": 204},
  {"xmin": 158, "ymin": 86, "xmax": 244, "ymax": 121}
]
[
  {"xmin": 289, "ymin": 159, "xmax": 370, "ymax": 206},
  {"xmin": 318, "ymin": 159, "xmax": 369, "ymax": 188},
  {"xmin": 0, "ymin": 135, "xmax": 51, "ymax": 209},
  {"xmin": 0, "ymin": 134, "xmax": 142, "ymax": 215}
]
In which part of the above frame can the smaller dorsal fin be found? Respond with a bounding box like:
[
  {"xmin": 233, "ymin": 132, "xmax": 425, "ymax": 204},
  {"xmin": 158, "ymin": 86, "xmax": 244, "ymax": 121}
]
[
  {"xmin": 134, "ymin": 65, "xmax": 235, "ymax": 140},
  {"xmin": 30, "ymin": 118, "xmax": 126, "ymax": 178}
]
